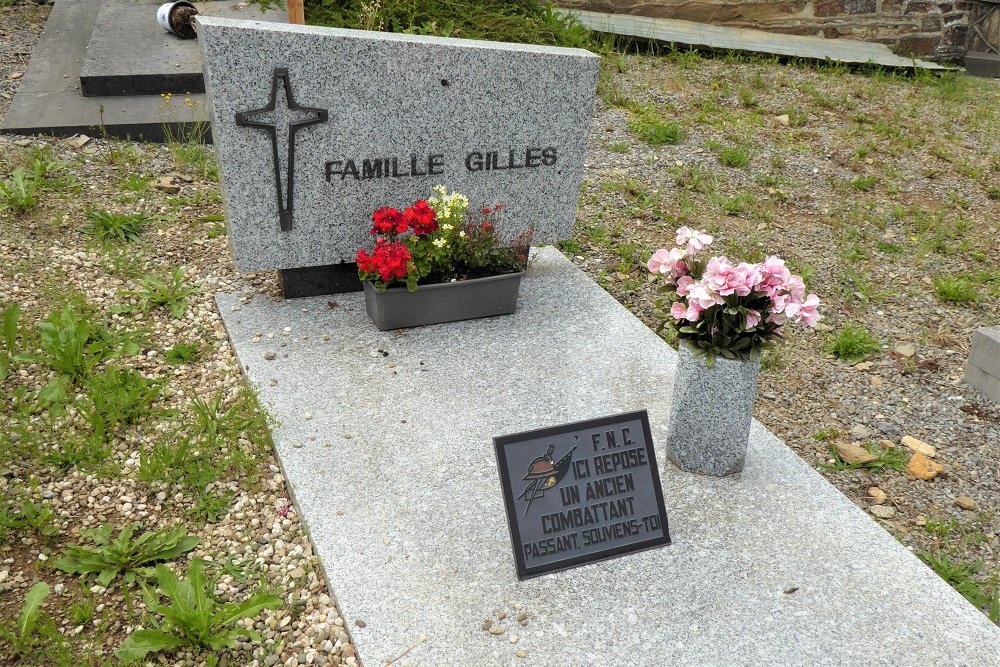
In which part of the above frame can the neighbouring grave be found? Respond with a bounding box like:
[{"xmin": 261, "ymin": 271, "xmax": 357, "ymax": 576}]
[
  {"xmin": 0, "ymin": 0, "xmax": 284, "ymax": 140},
  {"xmin": 967, "ymin": 325, "xmax": 1000, "ymax": 402},
  {"xmin": 217, "ymin": 247, "xmax": 1000, "ymax": 665},
  {"xmin": 197, "ymin": 17, "xmax": 599, "ymax": 295}
]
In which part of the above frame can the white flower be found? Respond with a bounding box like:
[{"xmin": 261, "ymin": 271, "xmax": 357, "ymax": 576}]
[
  {"xmin": 433, "ymin": 238, "xmax": 447, "ymax": 248},
  {"xmin": 441, "ymin": 223, "xmax": 453, "ymax": 231},
  {"xmin": 459, "ymin": 231, "xmax": 466, "ymax": 238}
]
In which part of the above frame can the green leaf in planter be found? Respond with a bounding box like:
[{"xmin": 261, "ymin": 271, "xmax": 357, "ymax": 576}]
[{"xmin": 17, "ymin": 582, "xmax": 49, "ymax": 641}]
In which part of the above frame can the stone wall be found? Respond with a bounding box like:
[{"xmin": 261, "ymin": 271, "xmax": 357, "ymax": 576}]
[{"xmin": 557, "ymin": 0, "xmax": 970, "ymax": 61}]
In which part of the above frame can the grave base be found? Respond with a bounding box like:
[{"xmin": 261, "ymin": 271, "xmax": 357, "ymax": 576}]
[
  {"xmin": 965, "ymin": 51, "xmax": 1000, "ymax": 78},
  {"xmin": 278, "ymin": 264, "xmax": 362, "ymax": 298},
  {"xmin": 217, "ymin": 247, "xmax": 1000, "ymax": 666}
]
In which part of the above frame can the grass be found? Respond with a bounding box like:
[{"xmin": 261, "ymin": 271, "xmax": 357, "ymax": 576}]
[
  {"xmin": 83, "ymin": 208, "xmax": 149, "ymax": 246},
  {"xmin": 305, "ymin": 0, "xmax": 598, "ymax": 49},
  {"xmin": 820, "ymin": 440, "xmax": 908, "ymax": 472},
  {"xmin": 918, "ymin": 551, "xmax": 998, "ymax": 614},
  {"xmin": 628, "ymin": 107, "xmax": 683, "ymax": 146},
  {"xmin": 718, "ymin": 145, "xmax": 751, "ymax": 169},
  {"xmin": 933, "ymin": 275, "xmax": 979, "ymax": 303},
  {"xmin": 824, "ymin": 323, "xmax": 881, "ymax": 363}
]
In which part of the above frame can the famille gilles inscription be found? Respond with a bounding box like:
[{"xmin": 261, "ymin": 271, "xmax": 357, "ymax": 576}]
[
  {"xmin": 198, "ymin": 17, "xmax": 599, "ymax": 272},
  {"xmin": 494, "ymin": 411, "xmax": 671, "ymax": 580},
  {"xmin": 324, "ymin": 147, "xmax": 557, "ymax": 181}
]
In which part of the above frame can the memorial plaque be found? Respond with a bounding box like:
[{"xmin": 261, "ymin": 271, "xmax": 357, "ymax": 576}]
[{"xmin": 494, "ymin": 410, "xmax": 670, "ymax": 580}]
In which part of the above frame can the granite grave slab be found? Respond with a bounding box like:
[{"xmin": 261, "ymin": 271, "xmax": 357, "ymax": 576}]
[
  {"xmin": 198, "ymin": 17, "xmax": 599, "ymax": 273},
  {"xmin": 216, "ymin": 247, "xmax": 1000, "ymax": 666},
  {"xmin": 79, "ymin": 0, "xmax": 286, "ymax": 98},
  {"xmin": 0, "ymin": 0, "xmax": 281, "ymax": 141}
]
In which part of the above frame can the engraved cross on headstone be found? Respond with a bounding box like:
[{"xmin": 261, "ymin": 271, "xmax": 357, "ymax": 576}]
[{"xmin": 235, "ymin": 68, "xmax": 328, "ymax": 232}]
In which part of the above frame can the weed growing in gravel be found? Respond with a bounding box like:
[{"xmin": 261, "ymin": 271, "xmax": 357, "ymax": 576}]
[
  {"xmin": 0, "ymin": 499, "xmax": 58, "ymax": 541},
  {"xmin": 31, "ymin": 305, "xmax": 142, "ymax": 401},
  {"xmin": 607, "ymin": 141, "xmax": 630, "ymax": 154},
  {"xmin": 718, "ymin": 145, "xmax": 751, "ymax": 169},
  {"xmin": 0, "ymin": 583, "xmax": 62, "ymax": 660},
  {"xmin": 811, "ymin": 428, "xmax": 840, "ymax": 442},
  {"xmin": 139, "ymin": 387, "xmax": 275, "ymax": 504},
  {"xmin": 164, "ymin": 342, "xmax": 204, "ymax": 365},
  {"xmin": 628, "ymin": 107, "xmax": 683, "ymax": 146},
  {"xmin": 760, "ymin": 347, "xmax": 788, "ymax": 372},
  {"xmin": 69, "ymin": 598, "xmax": 96, "ymax": 626},
  {"xmin": 820, "ymin": 441, "xmax": 907, "ymax": 472},
  {"xmin": 933, "ymin": 275, "xmax": 978, "ymax": 303},
  {"xmin": 83, "ymin": 208, "xmax": 149, "ymax": 246},
  {"xmin": 20, "ymin": 500, "xmax": 59, "ymax": 538},
  {"xmin": 79, "ymin": 365, "xmax": 163, "ymax": 440},
  {"xmin": 0, "ymin": 303, "xmax": 22, "ymax": 381},
  {"xmin": 824, "ymin": 323, "xmax": 881, "ymax": 363},
  {"xmin": 0, "ymin": 166, "xmax": 40, "ymax": 213},
  {"xmin": 134, "ymin": 268, "xmax": 198, "ymax": 318},
  {"xmin": 715, "ymin": 192, "xmax": 756, "ymax": 216},
  {"xmin": 850, "ymin": 175, "xmax": 876, "ymax": 191},
  {"xmin": 918, "ymin": 551, "xmax": 997, "ymax": 612},
  {"xmin": 40, "ymin": 428, "xmax": 114, "ymax": 474},
  {"xmin": 116, "ymin": 557, "xmax": 281, "ymax": 661},
  {"xmin": 54, "ymin": 523, "xmax": 199, "ymax": 587}
]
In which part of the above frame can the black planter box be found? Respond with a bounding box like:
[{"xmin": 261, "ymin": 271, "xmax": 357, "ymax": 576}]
[{"xmin": 362, "ymin": 271, "xmax": 525, "ymax": 330}]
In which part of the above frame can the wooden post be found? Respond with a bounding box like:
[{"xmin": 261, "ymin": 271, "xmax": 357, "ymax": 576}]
[{"xmin": 288, "ymin": 0, "xmax": 304, "ymax": 25}]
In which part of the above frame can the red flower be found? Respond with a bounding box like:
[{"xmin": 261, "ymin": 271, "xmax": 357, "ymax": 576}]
[
  {"xmin": 372, "ymin": 207, "xmax": 408, "ymax": 235},
  {"xmin": 356, "ymin": 249, "xmax": 376, "ymax": 273},
  {"xmin": 481, "ymin": 207, "xmax": 492, "ymax": 215},
  {"xmin": 371, "ymin": 240, "xmax": 410, "ymax": 281},
  {"xmin": 405, "ymin": 200, "xmax": 438, "ymax": 235}
]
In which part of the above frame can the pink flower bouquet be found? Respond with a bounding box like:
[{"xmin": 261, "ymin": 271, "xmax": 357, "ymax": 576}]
[{"xmin": 647, "ymin": 227, "xmax": 821, "ymax": 365}]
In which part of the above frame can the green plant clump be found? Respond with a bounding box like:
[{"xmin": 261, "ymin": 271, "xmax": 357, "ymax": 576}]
[
  {"xmin": 628, "ymin": 109, "xmax": 683, "ymax": 146},
  {"xmin": 933, "ymin": 275, "xmax": 979, "ymax": 303},
  {"xmin": 719, "ymin": 146, "xmax": 751, "ymax": 169},
  {"xmin": 54, "ymin": 523, "xmax": 199, "ymax": 587},
  {"xmin": 824, "ymin": 322, "xmax": 881, "ymax": 363},
  {"xmin": 83, "ymin": 208, "xmax": 149, "ymax": 246},
  {"xmin": 116, "ymin": 558, "xmax": 281, "ymax": 660}
]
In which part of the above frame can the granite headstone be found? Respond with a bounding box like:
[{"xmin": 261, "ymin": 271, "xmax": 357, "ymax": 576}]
[{"xmin": 197, "ymin": 17, "xmax": 599, "ymax": 292}]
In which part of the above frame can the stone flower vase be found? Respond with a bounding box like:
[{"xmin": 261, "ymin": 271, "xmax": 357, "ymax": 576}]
[{"xmin": 665, "ymin": 343, "xmax": 761, "ymax": 476}]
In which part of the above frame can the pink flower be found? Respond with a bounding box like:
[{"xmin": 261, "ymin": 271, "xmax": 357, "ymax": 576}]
[
  {"xmin": 783, "ymin": 274, "xmax": 805, "ymax": 300},
  {"xmin": 745, "ymin": 309, "xmax": 761, "ymax": 329},
  {"xmin": 676, "ymin": 275, "xmax": 695, "ymax": 297},
  {"xmin": 676, "ymin": 226, "xmax": 714, "ymax": 254},
  {"xmin": 703, "ymin": 257, "xmax": 762, "ymax": 297},
  {"xmin": 785, "ymin": 293, "xmax": 821, "ymax": 327},
  {"xmin": 647, "ymin": 248, "xmax": 688, "ymax": 278},
  {"xmin": 670, "ymin": 301, "xmax": 703, "ymax": 322},
  {"xmin": 687, "ymin": 281, "xmax": 724, "ymax": 310},
  {"xmin": 758, "ymin": 256, "xmax": 791, "ymax": 297},
  {"xmin": 766, "ymin": 310, "xmax": 787, "ymax": 325}
]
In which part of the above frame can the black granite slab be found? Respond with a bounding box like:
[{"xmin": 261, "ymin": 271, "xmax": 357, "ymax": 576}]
[{"xmin": 278, "ymin": 264, "xmax": 363, "ymax": 298}]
